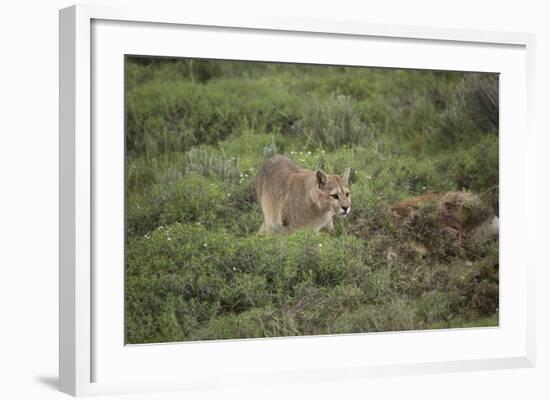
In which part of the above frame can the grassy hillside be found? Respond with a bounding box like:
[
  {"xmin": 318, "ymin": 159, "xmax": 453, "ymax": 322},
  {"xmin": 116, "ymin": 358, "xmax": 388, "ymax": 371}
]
[{"xmin": 125, "ymin": 57, "xmax": 499, "ymax": 344}]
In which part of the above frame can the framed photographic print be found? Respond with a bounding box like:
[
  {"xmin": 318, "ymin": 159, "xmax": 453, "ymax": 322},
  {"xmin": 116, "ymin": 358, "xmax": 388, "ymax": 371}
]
[{"xmin": 59, "ymin": 4, "xmax": 536, "ymax": 396}]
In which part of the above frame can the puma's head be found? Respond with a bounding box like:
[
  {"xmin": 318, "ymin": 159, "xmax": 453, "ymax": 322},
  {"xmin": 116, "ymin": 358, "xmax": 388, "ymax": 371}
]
[{"xmin": 314, "ymin": 168, "xmax": 352, "ymax": 216}]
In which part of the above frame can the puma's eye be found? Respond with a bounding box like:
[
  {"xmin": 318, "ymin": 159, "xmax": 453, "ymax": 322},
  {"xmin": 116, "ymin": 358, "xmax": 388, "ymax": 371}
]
[
  {"xmin": 346, "ymin": 192, "xmax": 350, "ymax": 197},
  {"xmin": 331, "ymin": 194, "xmax": 339, "ymax": 200}
]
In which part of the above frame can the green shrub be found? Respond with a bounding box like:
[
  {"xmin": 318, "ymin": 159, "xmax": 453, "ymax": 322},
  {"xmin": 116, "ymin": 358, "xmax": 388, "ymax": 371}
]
[
  {"xmin": 126, "ymin": 217, "xmax": 498, "ymax": 344},
  {"xmin": 440, "ymin": 135, "xmax": 499, "ymax": 191},
  {"xmin": 126, "ymin": 78, "xmax": 302, "ymax": 159},
  {"xmin": 126, "ymin": 171, "xmax": 262, "ymax": 238},
  {"xmin": 332, "ymin": 299, "xmax": 417, "ymax": 333},
  {"xmin": 126, "ymin": 225, "xmax": 374, "ymax": 342},
  {"xmin": 184, "ymin": 147, "xmax": 240, "ymax": 182},
  {"xmin": 297, "ymin": 94, "xmax": 370, "ymax": 150},
  {"xmin": 464, "ymin": 73, "xmax": 499, "ymax": 134},
  {"xmin": 154, "ymin": 175, "xmax": 227, "ymax": 227},
  {"xmin": 415, "ymin": 291, "xmax": 457, "ymax": 324},
  {"xmin": 217, "ymin": 131, "xmax": 297, "ymax": 171},
  {"xmin": 430, "ymin": 73, "xmax": 499, "ymax": 149}
]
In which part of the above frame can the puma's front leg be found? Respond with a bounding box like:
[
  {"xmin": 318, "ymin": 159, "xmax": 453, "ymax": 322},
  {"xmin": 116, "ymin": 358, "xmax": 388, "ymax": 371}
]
[{"xmin": 321, "ymin": 218, "xmax": 334, "ymax": 233}]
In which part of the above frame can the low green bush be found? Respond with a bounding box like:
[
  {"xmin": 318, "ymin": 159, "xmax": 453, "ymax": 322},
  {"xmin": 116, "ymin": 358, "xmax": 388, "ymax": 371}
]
[
  {"xmin": 126, "ymin": 78, "xmax": 302, "ymax": 159},
  {"xmin": 126, "ymin": 167, "xmax": 262, "ymax": 237},
  {"xmin": 451, "ymin": 135, "xmax": 499, "ymax": 191},
  {"xmin": 332, "ymin": 299, "xmax": 417, "ymax": 333},
  {"xmin": 126, "ymin": 225, "xmax": 374, "ymax": 342},
  {"xmin": 184, "ymin": 147, "xmax": 240, "ymax": 182},
  {"xmin": 297, "ymin": 94, "xmax": 371, "ymax": 150},
  {"xmin": 463, "ymin": 73, "xmax": 499, "ymax": 134},
  {"xmin": 429, "ymin": 73, "xmax": 499, "ymax": 149},
  {"xmin": 126, "ymin": 220, "xmax": 498, "ymax": 343}
]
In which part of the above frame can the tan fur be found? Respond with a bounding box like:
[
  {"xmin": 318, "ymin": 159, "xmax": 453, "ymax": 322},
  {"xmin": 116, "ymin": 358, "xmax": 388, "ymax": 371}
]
[
  {"xmin": 256, "ymin": 155, "xmax": 351, "ymax": 235},
  {"xmin": 391, "ymin": 191, "xmax": 499, "ymax": 245}
]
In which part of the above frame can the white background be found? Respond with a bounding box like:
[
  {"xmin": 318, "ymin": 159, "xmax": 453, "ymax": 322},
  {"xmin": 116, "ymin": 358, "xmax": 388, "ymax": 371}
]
[{"xmin": 0, "ymin": 0, "xmax": 547, "ymax": 400}]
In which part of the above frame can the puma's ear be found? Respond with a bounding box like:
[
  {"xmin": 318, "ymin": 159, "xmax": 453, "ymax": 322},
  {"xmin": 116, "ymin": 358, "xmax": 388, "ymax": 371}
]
[
  {"xmin": 342, "ymin": 168, "xmax": 351, "ymax": 184},
  {"xmin": 316, "ymin": 169, "xmax": 328, "ymax": 188}
]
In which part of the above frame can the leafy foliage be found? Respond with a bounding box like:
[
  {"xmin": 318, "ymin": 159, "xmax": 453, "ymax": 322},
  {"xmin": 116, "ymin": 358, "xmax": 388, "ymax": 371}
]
[{"xmin": 297, "ymin": 94, "xmax": 370, "ymax": 150}]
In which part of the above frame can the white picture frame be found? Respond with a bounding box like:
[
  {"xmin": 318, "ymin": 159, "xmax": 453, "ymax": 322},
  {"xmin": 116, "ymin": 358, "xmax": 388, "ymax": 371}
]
[{"xmin": 59, "ymin": 3, "xmax": 536, "ymax": 397}]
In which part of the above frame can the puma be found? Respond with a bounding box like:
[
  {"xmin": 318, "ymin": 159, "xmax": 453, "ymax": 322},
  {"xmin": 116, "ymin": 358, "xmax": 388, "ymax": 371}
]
[{"xmin": 256, "ymin": 155, "xmax": 351, "ymax": 235}]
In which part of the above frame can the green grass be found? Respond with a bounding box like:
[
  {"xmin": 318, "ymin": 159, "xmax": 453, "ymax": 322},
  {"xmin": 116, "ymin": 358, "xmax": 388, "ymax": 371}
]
[{"xmin": 124, "ymin": 56, "xmax": 499, "ymax": 344}]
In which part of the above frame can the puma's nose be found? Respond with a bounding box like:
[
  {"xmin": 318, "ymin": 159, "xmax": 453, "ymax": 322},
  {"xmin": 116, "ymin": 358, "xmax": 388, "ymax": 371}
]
[{"xmin": 342, "ymin": 206, "xmax": 349, "ymax": 212}]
